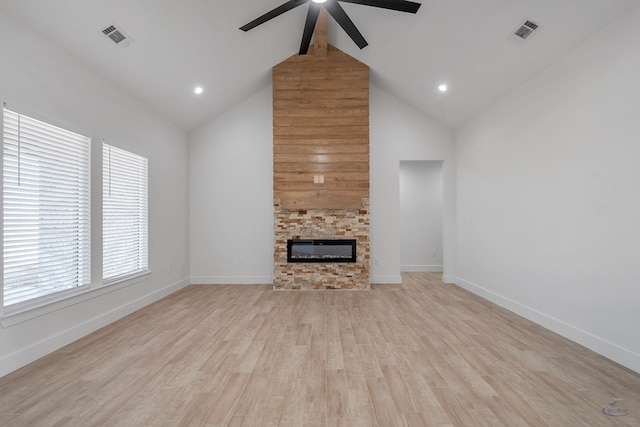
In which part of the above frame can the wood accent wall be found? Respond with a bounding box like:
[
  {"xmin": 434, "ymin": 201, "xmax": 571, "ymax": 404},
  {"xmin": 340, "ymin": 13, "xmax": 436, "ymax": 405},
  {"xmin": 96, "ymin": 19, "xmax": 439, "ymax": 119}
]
[{"xmin": 273, "ymin": 45, "xmax": 369, "ymax": 210}]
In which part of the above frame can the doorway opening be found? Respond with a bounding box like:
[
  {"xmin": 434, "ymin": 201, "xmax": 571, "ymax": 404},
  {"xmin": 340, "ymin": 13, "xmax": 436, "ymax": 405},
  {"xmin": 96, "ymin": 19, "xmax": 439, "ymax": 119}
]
[{"xmin": 399, "ymin": 160, "xmax": 443, "ymax": 272}]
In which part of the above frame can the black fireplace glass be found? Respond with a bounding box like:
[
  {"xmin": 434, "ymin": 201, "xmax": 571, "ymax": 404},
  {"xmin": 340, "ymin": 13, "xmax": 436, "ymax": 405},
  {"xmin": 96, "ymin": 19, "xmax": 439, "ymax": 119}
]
[{"xmin": 287, "ymin": 239, "xmax": 357, "ymax": 263}]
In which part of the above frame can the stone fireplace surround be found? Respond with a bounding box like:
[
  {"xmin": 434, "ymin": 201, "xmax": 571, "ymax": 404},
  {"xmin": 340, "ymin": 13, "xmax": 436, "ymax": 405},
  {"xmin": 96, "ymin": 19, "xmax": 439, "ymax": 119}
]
[{"xmin": 273, "ymin": 198, "xmax": 370, "ymax": 290}]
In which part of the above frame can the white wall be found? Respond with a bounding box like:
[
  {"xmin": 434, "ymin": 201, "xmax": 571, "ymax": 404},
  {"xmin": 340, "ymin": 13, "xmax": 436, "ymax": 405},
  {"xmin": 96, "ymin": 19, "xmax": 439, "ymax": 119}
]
[
  {"xmin": 189, "ymin": 84, "xmax": 455, "ymax": 285},
  {"xmin": 456, "ymin": 6, "xmax": 640, "ymax": 373},
  {"xmin": 0, "ymin": 11, "xmax": 190, "ymax": 378},
  {"xmin": 371, "ymin": 87, "xmax": 455, "ymax": 283},
  {"xmin": 189, "ymin": 87, "xmax": 274, "ymax": 284},
  {"xmin": 400, "ymin": 161, "xmax": 443, "ymax": 272}
]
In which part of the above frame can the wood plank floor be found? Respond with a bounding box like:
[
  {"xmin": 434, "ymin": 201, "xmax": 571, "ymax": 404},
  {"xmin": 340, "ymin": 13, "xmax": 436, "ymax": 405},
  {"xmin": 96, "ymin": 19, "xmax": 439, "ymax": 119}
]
[{"xmin": 1, "ymin": 272, "xmax": 639, "ymax": 426}]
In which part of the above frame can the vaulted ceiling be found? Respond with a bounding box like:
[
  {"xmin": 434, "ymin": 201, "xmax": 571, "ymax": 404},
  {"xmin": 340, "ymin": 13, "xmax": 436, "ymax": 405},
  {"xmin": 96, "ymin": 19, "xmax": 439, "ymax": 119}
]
[{"xmin": 0, "ymin": 0, "xmax": 637, "ymax": 130}]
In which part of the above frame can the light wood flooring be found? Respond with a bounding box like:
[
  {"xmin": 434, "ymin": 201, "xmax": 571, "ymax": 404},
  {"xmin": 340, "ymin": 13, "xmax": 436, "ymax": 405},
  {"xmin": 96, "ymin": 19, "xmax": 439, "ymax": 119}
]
[{"xmin": 1, "ymin": 272, "xmax": 639, "ymax": 426}]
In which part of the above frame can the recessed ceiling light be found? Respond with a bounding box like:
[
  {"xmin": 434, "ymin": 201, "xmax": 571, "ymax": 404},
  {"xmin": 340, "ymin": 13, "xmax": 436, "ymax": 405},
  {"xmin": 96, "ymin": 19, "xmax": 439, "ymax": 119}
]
[
  {"xmin": 194, "ymin": 86, "xmax": 204, "ymax": 95},
  {"xmin": 438, "ymin": 84, "xmax": 448, "ymax": 93},
  {"xmin": 312, "ymin": 0, "xmax": 327, "ymax": 3}
]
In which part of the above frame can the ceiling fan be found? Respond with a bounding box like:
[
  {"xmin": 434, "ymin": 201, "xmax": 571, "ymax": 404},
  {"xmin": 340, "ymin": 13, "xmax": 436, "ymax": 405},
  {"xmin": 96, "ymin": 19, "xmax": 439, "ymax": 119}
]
[{"xmin": 240, "ymin": 0, "xmax": 422, "ymax": 55}]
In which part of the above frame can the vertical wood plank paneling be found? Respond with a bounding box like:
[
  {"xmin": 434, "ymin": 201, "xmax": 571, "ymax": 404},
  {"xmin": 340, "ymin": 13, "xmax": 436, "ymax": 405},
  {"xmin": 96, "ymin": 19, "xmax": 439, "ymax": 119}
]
[{"xmin": 273, "ymin": 45, "xmax": 369, "ymax": 210}]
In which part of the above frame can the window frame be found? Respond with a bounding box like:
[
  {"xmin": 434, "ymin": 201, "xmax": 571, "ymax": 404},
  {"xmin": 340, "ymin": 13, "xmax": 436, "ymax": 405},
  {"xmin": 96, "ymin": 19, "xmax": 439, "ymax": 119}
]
[
  {"xmin": 102, "ymin": 140, "xmax": 149, "ymax": 285},
  {"xmin": 2, "ymin": 106, "xmax": 92, "ymax": 315},
  {"xmin": 0, "ymin": 105, "xmax": 151, "ymax": 319}
]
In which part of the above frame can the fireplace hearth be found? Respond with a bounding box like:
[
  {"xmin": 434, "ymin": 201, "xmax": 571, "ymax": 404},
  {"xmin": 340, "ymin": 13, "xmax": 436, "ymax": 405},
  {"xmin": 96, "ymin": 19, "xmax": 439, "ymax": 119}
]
[{"xmin": 287, "ymin": 239, "xmax": 357, "ymax": 263}]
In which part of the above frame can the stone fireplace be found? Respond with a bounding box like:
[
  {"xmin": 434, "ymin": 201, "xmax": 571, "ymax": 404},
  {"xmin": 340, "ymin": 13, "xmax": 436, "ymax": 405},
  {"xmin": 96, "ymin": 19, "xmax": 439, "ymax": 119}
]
[
  {"xmin": 272, "ymin": 43, "xmax": 370, "ymax": 290},
  {"xmin": 273, "ymin": 199, "xmax": 369, "ymax": 289}
]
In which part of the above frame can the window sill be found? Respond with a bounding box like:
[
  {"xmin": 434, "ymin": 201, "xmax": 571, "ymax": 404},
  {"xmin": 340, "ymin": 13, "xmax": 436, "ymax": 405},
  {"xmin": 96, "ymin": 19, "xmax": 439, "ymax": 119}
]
[
  {"xmin": 1, "ymin": 270, "xmax": 152, "ymax": 328},
  {"xmin": 102, "ymin": 270, "xmax": 151, "ymax": 287}
]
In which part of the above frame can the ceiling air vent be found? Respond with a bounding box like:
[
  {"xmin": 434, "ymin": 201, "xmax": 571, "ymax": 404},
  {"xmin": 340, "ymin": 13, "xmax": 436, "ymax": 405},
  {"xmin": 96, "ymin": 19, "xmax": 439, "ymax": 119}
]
[
  {"xmin": 101, "ymin": 23, "xmax": 133, "ymax": 47},
  {"xmin": 512, "ymin": 19, "xmax": 541, "ymax": 43}
]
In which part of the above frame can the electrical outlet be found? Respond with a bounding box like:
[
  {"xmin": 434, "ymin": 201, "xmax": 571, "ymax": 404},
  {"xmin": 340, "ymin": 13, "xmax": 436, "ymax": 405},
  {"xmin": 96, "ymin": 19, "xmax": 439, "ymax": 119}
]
[{"xmin": 374, "ymin": 258, "xmax": 380, "ymax": 266}]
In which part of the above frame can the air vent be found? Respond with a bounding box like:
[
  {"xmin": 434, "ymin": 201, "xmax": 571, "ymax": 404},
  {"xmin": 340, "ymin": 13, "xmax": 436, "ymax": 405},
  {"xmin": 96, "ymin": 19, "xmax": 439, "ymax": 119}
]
[
  {"xmin": 512, "ymin": 19, "xmax": 541, "ymax": 43},
  {"xmin": 101, "ymin": 23, "xmax": 133, "ymax": 48}
]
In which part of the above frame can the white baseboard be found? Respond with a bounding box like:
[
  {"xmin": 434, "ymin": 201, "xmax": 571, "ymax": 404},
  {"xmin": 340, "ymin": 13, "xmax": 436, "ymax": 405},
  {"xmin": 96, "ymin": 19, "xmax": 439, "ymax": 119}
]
[
  {"xmin": 190, "ymin": 276, "xmax": 273, "ymax": 285},
  {"xmin": 401, "ymin": 265, "xmax": 443, "ymax": 272},
  {"xmin": 441, "ymin": 274, "xmax": 455, "ymax": 284},
  {"xmin": 455, "ymin": 277, "xmax": 640, "ymax": 374},
  {"xmin": 370, "ymin": 275, "xmax": 403, "ymax": 284},
  {"xmin": 0, "ymin": 278, "xmax": 189, "ymax": 379}
]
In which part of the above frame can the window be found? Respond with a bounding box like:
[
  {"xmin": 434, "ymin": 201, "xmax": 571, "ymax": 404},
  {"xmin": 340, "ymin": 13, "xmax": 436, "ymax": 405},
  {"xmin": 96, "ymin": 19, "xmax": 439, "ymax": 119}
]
[
  {"xmin": 103, "ymin": 143, "xmax": 148, "ymax": 283},
  {"xmin": 2, "ymin": 108, "xmax": 91, "ymax": 309}
]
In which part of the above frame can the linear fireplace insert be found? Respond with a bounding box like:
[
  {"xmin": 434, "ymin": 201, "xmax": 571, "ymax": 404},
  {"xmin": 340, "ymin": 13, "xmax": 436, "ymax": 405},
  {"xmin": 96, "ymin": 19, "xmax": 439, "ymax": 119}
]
[{"xmin": 287, "ymin": 239, "xmax": 357, "ymax": 263}]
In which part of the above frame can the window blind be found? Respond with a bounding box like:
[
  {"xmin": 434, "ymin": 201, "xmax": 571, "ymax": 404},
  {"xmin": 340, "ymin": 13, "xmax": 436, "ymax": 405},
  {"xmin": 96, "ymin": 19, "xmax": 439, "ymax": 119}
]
[
  {"xmin": 103, "ymin": 143, "xmax": 148, "ymax": 282},
  {"xmin": 3, "ymin": 108, "xmax": 91, "ymax": 308}
]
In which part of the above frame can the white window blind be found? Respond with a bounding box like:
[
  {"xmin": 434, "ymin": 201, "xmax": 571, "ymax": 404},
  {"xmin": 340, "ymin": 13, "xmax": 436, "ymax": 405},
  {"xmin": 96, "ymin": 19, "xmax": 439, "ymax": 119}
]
[
  {"xmin": 3, "ymin": 108, "xmax": 91, "ymax": 308},
  {"xmin": 103, "ymin": 143, "xmax": 148, "ymax": 282}
]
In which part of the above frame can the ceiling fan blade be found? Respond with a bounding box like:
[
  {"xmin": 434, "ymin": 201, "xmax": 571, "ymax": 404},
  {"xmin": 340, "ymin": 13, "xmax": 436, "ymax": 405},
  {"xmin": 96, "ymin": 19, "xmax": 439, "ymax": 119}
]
[
  {"xmin": 240, "ymin": 0, "xmax": 310, "ymax": 32},
  {"xmin": 324, "ymin": 1, "xmax": 368, "ymax": 49},
  {"xmin": 338, "ymin": 0, "xmax": 421, "ymax": 14},
  {"xmin": 299, "ymin": 3, "xmax": 322, "ymax": 55}
]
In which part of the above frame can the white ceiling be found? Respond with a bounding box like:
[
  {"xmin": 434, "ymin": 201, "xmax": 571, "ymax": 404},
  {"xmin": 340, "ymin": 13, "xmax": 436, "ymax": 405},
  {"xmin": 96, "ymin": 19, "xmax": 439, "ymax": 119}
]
[{"xmin": 0, "ymin": 0, "xmax": 638, "ymax": 130}]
